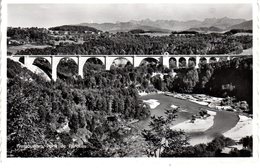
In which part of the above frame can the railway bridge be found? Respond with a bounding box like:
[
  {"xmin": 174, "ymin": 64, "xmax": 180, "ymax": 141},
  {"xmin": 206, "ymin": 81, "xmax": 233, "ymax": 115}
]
[{"xmin": 10, "ymin": 52, "xmax": 251, "ymax": 81}]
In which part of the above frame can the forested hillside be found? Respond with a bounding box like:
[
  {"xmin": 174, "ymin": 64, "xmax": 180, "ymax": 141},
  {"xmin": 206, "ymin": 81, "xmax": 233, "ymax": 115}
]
[
  {"xmin": 13, "ymin": 31, "xmax": 252, "ymax": 55},
  {"xmin": 7, "ymin": 59, "xmax": 150, "ymax": 157},
  {"xmin": 166, "ymin": 57, "xmax": 253, "ymax": 112}
]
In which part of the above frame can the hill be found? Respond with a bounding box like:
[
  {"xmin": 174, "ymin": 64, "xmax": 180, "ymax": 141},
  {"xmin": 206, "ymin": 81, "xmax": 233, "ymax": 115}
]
[
  {"xmin": 187, "ymin": 26, "xmax": 223, "ymax": 33},
  {"xmin": 49, "ymin": 25, "xmax": 102, "ymax": 33},
  {"xmin": 224, "ymin": 29, "xmax": 252, "ymax": 35},
  {"xmin": 229, "ymin": 20, "xmax": 252, "ymax": 30},
  {"xmin": 128, "ymin": 27, "xmax": 171, "ymax": 34}
]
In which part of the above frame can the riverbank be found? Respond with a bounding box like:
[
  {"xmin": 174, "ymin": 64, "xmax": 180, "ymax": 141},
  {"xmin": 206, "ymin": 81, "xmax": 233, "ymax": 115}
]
[
  {"xmin": 140, "ymin": 93, "xmax": 251, "ymax": 146},
  {"xmin": 140, "ymin": 91, "xmax": 226, "ymax": 109},
  {"xmin": 223, "ymin": 115, "xmax": 252, "ymax": 141},
  {"xmin": 138, "ymin": 91, "xmax": 164, "ymax": 96},
  {"xmin": 165, "ymin": 92, "xmax": 225, "ymax": 109},
  {"xmin": 171, "ymin": 110, "xmax": 216, "ymax": 133},
  {"xmin": 143, "ymin": 99, "xmax": 160, "ymax": 109}
]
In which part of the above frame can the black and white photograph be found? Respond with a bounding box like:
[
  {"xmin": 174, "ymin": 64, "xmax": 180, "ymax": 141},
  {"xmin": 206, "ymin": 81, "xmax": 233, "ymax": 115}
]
[{"xmin": 1, "ymin": 0, "xmax": 260, "ymax": 166}]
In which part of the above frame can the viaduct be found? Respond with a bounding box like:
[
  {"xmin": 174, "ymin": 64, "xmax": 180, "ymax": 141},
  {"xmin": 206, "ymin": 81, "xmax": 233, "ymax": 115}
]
[{"xmin": 10, "ymin": 53, "xmax": 251, "ymax": 81}]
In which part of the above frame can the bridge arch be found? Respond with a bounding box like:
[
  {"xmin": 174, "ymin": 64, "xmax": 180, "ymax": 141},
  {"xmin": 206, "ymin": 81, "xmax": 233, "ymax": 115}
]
[
  {"xmin": 140, "ymin": 57, "xmax": 160, "ymax": 66},
  {"xmin": 179, "ymin": 57, "xmax": 187, "ymax": 68},
  {"xmin": 230, "ymin": 56, "xmax": 237, "ymax": 60},
  {"xmin": 188, "ymin": 57, "xmax": 196, "ymax": 68},
  {"xmin": 109, "ymin": 57, "xmax": 133, "ymax": 70},
  {"xmin": 56, "ymin": 57, "xmax": 79, "ymax": 80},
  {"xmin": 18, "ymin": 56, "xmax": 25, "ymax": 64},
  {"xmin": 219, "ymin": 57, "xmax": 228, "ymax": 62},
  {"xmin": 86, "ymin": 57, "xmax": 104, "ymax": 65},
  {"xmin": 209, "ymin": 57, "xmax": 217, "ymax": 63},
  {"xmin": 169, "ymin": 57, "xmax": 178, "ymax": 69},
  {"xmin": 83, "ymin": 57, "xmax": 105, "ymax": 76},
  {"xmin": 16, "ymin": 56, "xmax": 53, "ymax": 77},
  {"xmin": 32, "ymin": 57, "xmax": 52, "ymax": 78}
]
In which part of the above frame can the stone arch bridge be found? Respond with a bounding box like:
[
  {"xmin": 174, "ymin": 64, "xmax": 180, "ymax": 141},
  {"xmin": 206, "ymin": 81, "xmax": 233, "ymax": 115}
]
[{"xmin": 10, "ymin": 53, "xmax": 251, "ymax": 81}]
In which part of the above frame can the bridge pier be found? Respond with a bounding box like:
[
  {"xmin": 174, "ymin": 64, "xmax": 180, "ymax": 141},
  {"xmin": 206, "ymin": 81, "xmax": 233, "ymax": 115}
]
[
  {"xmin": 162, "ymin": 53, "xmax": 170, "ymax": 68},
  {"xmin": 78, "ymin": 56, "xmax": 90, "ymax": 78},
  {"xmin": 78, "ymin": 56, "xmax": 83, "ymax": 78},
  {"xmin": 105, "ymin": 56, "xmax": 114, "ymax": 70},
  {"xmin": 51, "ymin": 56, "xmax": 58, "ymax": 81},
  {"xmin": 184, "ymin": 57, "xmax": 190, "ymax": 67},
  {"xmin": 162, "ymin": 55, "xmax": 170, "ymax": 68},
  {"xmin": 129, "ymin": 56, "xmax": 135, "ymax": 67},
  {"xmin": 175, "ymin": 57, "xmax": 180, "ymax": 68},
  {"xmin": 133, "ymin": 57, "xmax": 144, "ymax": 67},
  {"xmin": 195, "ymin": 57, "xmax": 200, "ymax": 68},
  {"xmin": 24, "ymin": 55, "xmax": 35, "ymax": 68},
  {"xmin": 205, "ymin": 57, "xmax": 210, "ymax": 64},
  {"xmin": 226, "ymin": 56, "xmax": 230, "ymax": 61}
]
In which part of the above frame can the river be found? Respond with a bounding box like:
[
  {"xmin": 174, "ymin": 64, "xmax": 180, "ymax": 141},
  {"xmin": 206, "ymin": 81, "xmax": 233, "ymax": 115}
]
[{"xmin": 139, "ymin": 93, "xmax": 240, "ymax": 145}]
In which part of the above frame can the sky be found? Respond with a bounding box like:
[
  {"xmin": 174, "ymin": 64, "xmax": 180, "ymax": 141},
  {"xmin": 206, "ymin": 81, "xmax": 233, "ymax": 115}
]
[{"xmin": 7, "ymin": 4, "xmax": 252, "ymax": 28}]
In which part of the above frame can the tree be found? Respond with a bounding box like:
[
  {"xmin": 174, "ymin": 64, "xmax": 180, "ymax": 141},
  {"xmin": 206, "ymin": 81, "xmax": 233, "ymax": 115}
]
[
  {"xmin": 142, "ymin": 108, "xmax": 189, "ymax": 157},
  {"xmin": 239, "ymin": 136, "xmax": 252, "ymax": 150}
]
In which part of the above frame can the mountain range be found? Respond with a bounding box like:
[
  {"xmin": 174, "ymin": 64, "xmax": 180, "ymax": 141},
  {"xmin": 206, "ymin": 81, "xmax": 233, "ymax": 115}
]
[{"xmin": 78, "ymin": 17, "xmax": 252, "ymax": 33}]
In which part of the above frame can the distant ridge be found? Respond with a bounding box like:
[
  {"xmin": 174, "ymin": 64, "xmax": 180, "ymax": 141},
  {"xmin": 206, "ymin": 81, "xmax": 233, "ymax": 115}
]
[
  {"xmin": 78, "ymin": 22, "xmax": 171, "ymax": 33},
  {"xmin": 78, "ymin": 17, "xmax": 248, "ymax": 33},
  {"xmin": 200, "ymin": 17, "xmax": 246, "ymax": 29},
  {"xmin": 229, "ymin": 20, "xmax": 252, "ymax": 30}
]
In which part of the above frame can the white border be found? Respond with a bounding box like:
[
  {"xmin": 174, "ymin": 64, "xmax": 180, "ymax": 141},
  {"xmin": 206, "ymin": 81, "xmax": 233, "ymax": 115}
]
[{"xmin": 1, "ymin": 0, "xmax": 259, "ymax": 168}]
